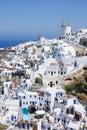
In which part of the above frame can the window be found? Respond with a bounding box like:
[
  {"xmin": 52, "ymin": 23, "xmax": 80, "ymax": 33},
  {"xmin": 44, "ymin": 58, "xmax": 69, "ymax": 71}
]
[
  {"xmin": 40, "ymin": 103, "xmax": 42, "ymax": 106},
  {"xmin": 70, "ymin": 128, "xmax": 73, "ymax": 130},
  {"xmin": 73, "ymin": 99, "xmax": 76, "ymax": 104},
  {"xmin": 6, "ymin": 84, "xmax": 8, "ymax": 88},
  {"xmin": 30, "ymin": 102, "xmax": 31, "ymax": 104},
  {"xmin": 34, "ymin": 95, "xmax": 36, "ymax": 98},
  {"xmin": 47, "ymin": 127, "xmax": 51, "ymax": 130},
  {"xmin": 23, "ymin": 102, "xmax": 25, "ymax": 104},
  {"xmin": 46, "ymin": 92, "xmax": 48, "ymax": 95},
  {"xmin": 58, "ymin": 118, "xmax": 60, "ymax": 122},
  {"xmin": 60, "ymin": 93, "xmax": 62, "ymax": 96},
  {"xmin": 56, "ymin": 93, "xmax": 57, "ymax": 97},
  {"xmin": 30, "ymin": 95, "xmax": 32, "ymax": 98},
  {"xmin": 42, "ymin": 98, "xmax": 43, "ymax": 100},
  {"xmin": 49, "ymin": 93, "xmax": 51, "ymax": 96},
  {"xmin": 54, "ymin": 71, "xmax": 56, "ymax": 74},
  {"xmin": 56, "ymin": 81, "xmax": 58, "ymax": 84},
  {"xmin": 48, "ymin": 71, "xmax": 50, "ymax": 73},
  {"xmin": 61, "ymin": 68, "xmax": 63, "ymax": 71},
  {"xmin": 47, "ymin": 93, "xmax": 50, "ymax": 97},
  {"xmin": 26, "ymin": 102, "xmax": 28, "ymax": 105},
  {"xmin": 51, "ymin": 71, "xmax": 53, "ymax": 75},
  {"xmin": 50, "ymin": 81, "xmax": 53, "ymax": 87},
  {"xmin": 39, "ymin": 97, "xmax": 40, "ymax": 100}
]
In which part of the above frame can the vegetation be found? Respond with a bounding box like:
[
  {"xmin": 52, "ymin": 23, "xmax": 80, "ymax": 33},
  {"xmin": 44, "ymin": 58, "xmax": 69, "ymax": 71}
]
[
  {"xmin": 52, "ymin": 46, "xmax": 55, "ymax": 51},
  {"xmin": 0, "ymin": 124, "xmax": 7, "ymax": 130},
  {"xmin": 65, "ymin": 70, "xmax": 87, "ymax": 103},
  {"xmin": 0, "ymin": 55, "xmax": 3, "ymax": 60},
  {"xmin": 80, "ymin": 38, "xmax": 87, "ymax": 47},
  {"xmin": 29, "ymin": 107, "xmax": 36, "ymax": 114},
  {"xmin": 35, "ymin": 77, "xmax": 43, "ymax": 85},
  {"xmin": 6, "ymin": 76, "xmax": 9, "ymax": 82}
]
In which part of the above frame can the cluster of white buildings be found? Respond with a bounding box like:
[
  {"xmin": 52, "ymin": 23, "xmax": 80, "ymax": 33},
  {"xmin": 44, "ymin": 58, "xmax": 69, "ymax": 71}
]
[{"xmin": 0, "ymin": 25, "xmax": 87, "ymax": 130}]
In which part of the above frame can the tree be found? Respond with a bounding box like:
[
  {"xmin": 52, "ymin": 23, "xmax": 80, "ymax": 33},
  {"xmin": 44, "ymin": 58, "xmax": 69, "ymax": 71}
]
[{"xmin": 35, "ymin": 77, "xmax": 43, "ymax": 85}]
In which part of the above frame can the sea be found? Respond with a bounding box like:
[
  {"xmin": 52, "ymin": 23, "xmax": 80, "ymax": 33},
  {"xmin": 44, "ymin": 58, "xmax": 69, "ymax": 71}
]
[
  {"xmin": 0, "ymin": 38, "xmax": 38, "ymax": 48},
  {"xmin": 0, "ymin": 34, "xmax": 59, "ymax": 48},
  {"xmin": 0, "ymin": 41, "xmax": 19, "ymax": 48}
]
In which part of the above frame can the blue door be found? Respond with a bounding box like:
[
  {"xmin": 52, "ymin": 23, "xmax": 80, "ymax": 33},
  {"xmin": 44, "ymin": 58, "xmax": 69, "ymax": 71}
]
[
  {"xmin": 47, "ymin": 101, "xmax": 49, "ymax": 105},
  {"xmin": 73, "ymin": 99, "xmax": 76, "ymax": 104},
  {"xmin": 32, "ymin": 101, "xmax": 34, "ymax": 105}
]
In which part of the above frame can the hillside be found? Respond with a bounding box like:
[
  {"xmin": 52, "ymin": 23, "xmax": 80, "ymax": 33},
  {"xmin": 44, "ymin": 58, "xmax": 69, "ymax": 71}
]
[{"xmin": 65, "ymin": 70, "xmax": 87, "ymax": 104}]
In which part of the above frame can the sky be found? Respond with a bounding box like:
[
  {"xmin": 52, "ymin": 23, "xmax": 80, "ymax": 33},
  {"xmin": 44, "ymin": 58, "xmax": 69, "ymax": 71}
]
[{"xmin": 0, "ymin": 0, "xmax": 87, "ymax": 47}]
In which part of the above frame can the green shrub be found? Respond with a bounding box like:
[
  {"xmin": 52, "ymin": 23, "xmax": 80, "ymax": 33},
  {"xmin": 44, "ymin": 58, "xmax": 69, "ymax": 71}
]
[
  {"xmin": 0, "ymin": 124, "xmax": 7, "ymax": 130},
  {"xmin": 65, "ymin": 84, "xmax": 75, "ymax": 94},
  {"xmin": 35, "ymin": 77, "xmax": 43, "ymax": 85}
]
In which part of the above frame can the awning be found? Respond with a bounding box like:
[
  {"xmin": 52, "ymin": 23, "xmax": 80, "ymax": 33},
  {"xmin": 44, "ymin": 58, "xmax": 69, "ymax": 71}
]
[
  {"xmin": 35, "ymin": 110, "xmax": 45, "ymax": 115},
  {"xmin": 75, "ymin": 111, "xmax": 82, "ymax": 116}
]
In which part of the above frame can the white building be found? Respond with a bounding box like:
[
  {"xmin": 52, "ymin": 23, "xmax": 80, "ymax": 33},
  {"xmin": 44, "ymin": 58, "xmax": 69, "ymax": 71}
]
[
  {"xmin": 44, "ymin": 87, "xmax": 66, "ymax": 112},
  {"xmin": 38, "ymin": 95, "xmax": 44, "ymax": 110},
  {"xmin": 3, "ymin": 81, "xmax": 12, "ymax": 96},
  {"xmin": 4, "ymin": 99, "xmax": 19, "ymax": 123},
  {"xmin": 21, "ymin": 91, "xmax": 39, "ymax": 109},
  {"xmin": 1, "ymin": 69, "xmax": 12, "ymax": 77},
  {"xmin": 43, "ymin": 61, "xmax": 61, "ymax": 88},
  {"xmin": 46, "ymin": 62, "xmax": 59, "ymax": 77},
  {"xmin": 65, "ymin": 96, "xmax": 86, "ymax": 123},
  {"xmin": 39, "ymin": 36, "xmax": 46, "ymax": 44},
  {"xmin": 56, "ymin": 44, "xmax": 76, "ymax": 60},
  {"xmin": 61, "ymin": 24, "xmax": 72, "ymax": 36}
]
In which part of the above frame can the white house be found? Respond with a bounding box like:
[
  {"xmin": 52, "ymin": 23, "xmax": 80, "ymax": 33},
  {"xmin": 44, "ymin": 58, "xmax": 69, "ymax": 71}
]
[
  {"xmin": 39, "ymin": 36, "xmax": 46, "ymax": 44},
  {"xmin": 58, "ymin": 62, "xmax": 74, "ymax": 75},
  {"xmin": 4, "ymin": 99, "xmax": 19, "ymax": 123},
  {"xmin": 21, "ymin": 91, "xmax": 39, "ymax": 109},
  {"xmin": 3, "ymin": 81, "xmax": 12, "ymax": 96},
  {"xmin": 38, "ymin": 95, "xmax": 44, "ymax": 110},
  {"xmin": 56, "ymin": 44, "xmax": 76, "ymax": 61},
  {"xmin": 1, "ymin": 69, "xmax": 12, "ymax": 77},
  {"xmin": 65, "ymin": 96, "xmax": 86, "ymax": 123},
  {"xmin": 67, "ymin": 121, "xmax": 81, "ymax": 130},
  {"xmin": 46, "ymin": 62, "xmax": 59, "ymax": 76},
  {"xmin": 44, "ymin": 87, "xmax": 66, "ymax": 112},
  {"xmin": 43, "ymin": 45, "xmax": 50, "ymax": 52}
]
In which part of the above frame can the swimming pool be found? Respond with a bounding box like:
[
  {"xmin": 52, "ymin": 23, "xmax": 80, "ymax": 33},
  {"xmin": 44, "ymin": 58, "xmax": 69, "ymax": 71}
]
[
  {"xmin": 22, "ymin": 108, "xmax": 33, "ymax": 120},
  {"xmin": 23, "ymin": 114, "xmax": 33, "ymax": 120},
  {"xmin": 22, "ymin": 108, "xmax": 28, "ymax": 115}
]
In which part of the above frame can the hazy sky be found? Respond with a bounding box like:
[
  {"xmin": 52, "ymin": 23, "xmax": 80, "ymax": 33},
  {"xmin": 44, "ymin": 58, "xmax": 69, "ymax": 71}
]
[{"xmin": 0, "ymin": 0, "xmax": 87, "ymax": 41}]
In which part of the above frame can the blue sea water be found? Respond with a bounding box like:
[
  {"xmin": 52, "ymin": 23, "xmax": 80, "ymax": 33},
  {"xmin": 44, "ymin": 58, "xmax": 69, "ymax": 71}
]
[
  {"xmin": 0, "ymin": 34, "xmax": 42, "ymax": 48},
  {"xmin": 0, "ymin": 38, "xmax": 37, "ymax": 48},
  {"xmin": 0, "ymin": 34, "xmax": 58, "ymax": 48},
  {"xmin": 0, "ymin": 41, "xmax": 19, "ymax": 48}
]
